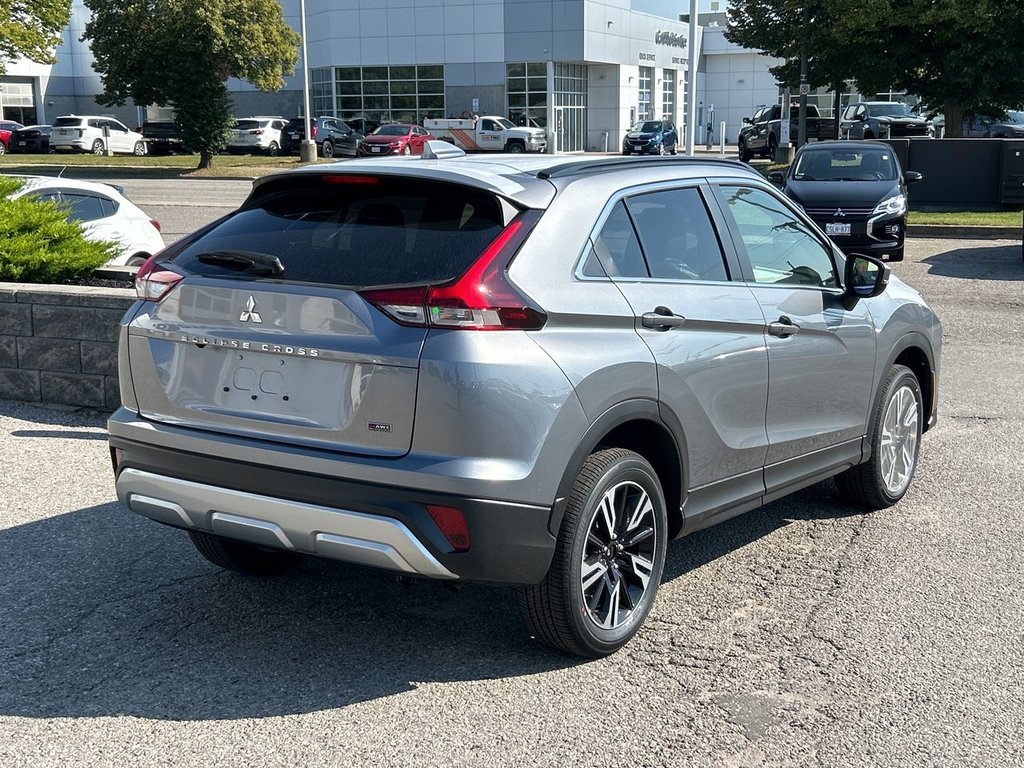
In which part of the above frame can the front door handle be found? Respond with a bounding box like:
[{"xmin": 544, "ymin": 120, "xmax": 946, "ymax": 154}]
[
  {"xmin": 641, "ymin": 306, "xmax": 686, "ymax": 330},
  {"xmin": 767, "ymin": 315, "xmax": 799, "ymax": 338}
]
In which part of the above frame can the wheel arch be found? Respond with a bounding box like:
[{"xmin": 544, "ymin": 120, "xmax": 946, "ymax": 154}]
[
  {"xmin": 549, "ymin": 400, "xmax": 686, "ymax": 539},
  {"xmin": 879, "ymin": 332, "xmax": 937, "ymax": 434}
]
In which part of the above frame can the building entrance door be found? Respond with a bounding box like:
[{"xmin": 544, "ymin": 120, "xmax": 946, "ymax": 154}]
[{"xmin": 555, "ymin": 106, "xmax": 586, "ymax": 153}]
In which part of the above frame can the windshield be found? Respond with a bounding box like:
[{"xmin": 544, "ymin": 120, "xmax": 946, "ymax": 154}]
[
  {"xmin": 495, "ymin": 118, "xmax": 516, "ymax": 130},
  {"xmin": 630, "ymin": 121, "xmax": 662, "ymax": 133},
  {"xmin": 791, "ymin": 150, "xmax": 899, "ymax": 182},
  {"xmin": 374, "ymin": 125, "xmax": 410, "ymax": 136},
  {"xmin": 869, "ymin": 103, "xmax": 915, "ymax": 118},
  {"xmin": 1005, "ymin": 111, "xmax": 1024, "ymax": 125}
]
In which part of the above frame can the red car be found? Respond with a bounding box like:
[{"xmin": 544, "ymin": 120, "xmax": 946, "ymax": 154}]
[
  {"xmin": 356, "ymin": 123, "xmax": 433, "ymax": 156},
  {"xmin": 0, "ymin": 121, "xmax": 25, "ymax": 155}
]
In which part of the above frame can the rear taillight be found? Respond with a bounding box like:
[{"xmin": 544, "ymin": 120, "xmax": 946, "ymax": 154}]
[
  {"xmin": 135, "ymin": 255, "xmax": 183, "ymax": 301},
  {"xmin": 254, "ymin": 129, "xmax": 264, "ymax": 135},
  {"xmin": 361, "ymin": 213, "xmax": 545, "ymax": 331},
  {"xmin": 149, "ymin": 219, "xmax": 161, "ymax": 232},
  {"xmin": 310, "ymin": 124, "xmax": 318, "ymax": 139}
]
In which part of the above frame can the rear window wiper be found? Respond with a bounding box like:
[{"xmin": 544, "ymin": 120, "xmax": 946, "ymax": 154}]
[{"xmin": 195, "ymin": 249, "xmax": 285, "ymax": 276}]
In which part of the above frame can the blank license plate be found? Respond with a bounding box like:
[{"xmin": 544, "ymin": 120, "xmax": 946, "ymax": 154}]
[
  {"xmin": 826, "ymin": 222, "xmax": 851, "ymax": 236},
  {"xmin": 371, "ymin": 146, "xmax": 382, "ymax": 152}
]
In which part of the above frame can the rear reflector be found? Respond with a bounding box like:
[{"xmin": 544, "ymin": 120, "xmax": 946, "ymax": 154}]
[
  {"xmin": 426, "ymin": 505, "xmax": 471, "ymax": 552},
  {"xmin": 149, "ymin": 219, "xmax": 161, "ymax": 232}
]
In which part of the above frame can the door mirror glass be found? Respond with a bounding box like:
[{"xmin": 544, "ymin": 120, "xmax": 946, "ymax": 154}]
[
  {"xmin": 843, "ymin": 253, "xmax": 890, "ymax": 303},
  {"xmin": 742, "ymin": 117, "xmax": 752, "ymax": 125},
  {"xmin": 767, "ymin": 171, "xmax": 785, "ymax": 185},
  {"xmin": 904, "ymin": 170, "xmax": 923, "ymax": 184}
]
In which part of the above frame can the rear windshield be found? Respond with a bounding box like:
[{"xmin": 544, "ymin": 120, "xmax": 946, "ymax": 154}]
[
  {"xmin": 54, "ymin": 117, "xmax": 84, "ymax": 127},
  {"xmin": 233, "ymin": 120, "xmax": 260, "ymax": 130},
  {"xmin": 168, "ymin": 177, "xmax": 509, "ymax": 288}
]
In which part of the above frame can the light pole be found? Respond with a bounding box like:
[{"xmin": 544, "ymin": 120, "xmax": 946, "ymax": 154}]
[
  {"xmin": 298, "ymin": 0, "xmax": 317, "ymax": 163},
  {"xmin": 684, "ymin": 0, "xmax": 699, "ymax": 156}
]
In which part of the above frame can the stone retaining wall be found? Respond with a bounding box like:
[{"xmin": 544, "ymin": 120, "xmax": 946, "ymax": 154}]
[{"xmin": 0, "ymin": 283, "xmax": 135, "ymax": 410}]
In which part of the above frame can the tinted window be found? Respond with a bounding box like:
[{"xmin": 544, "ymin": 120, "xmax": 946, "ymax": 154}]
[
  {"xmin": 234, "ymin": 120, "xmax": 259, "ymax": 130},
  {"xmin": 54, "ymin": 117, "xmax": 84, "ymax": 127},
  {"xmin": 375, "ymin": 125, "xmax": 409, "ymax": 136},
  {"xmin": 719, "ymin": 186, "xmax": 837, "ymax": 288},
  {"xmin": 109, "ymin": 120, "xmax": 129, "ymax": 132},
  {"xmin": 60, "ymin": 193, "xmax": 112, "ymax": 222},
  {"xmin": 169, "ymin": 177, "xmax": 507, "ymax": 288},
  {"xmin": 582, "ymin": 201, "xmax": 646, "ymax": 278},
  {"xmin": 626, "ymin": 188, "xmax": 728, "ymax": 282}
]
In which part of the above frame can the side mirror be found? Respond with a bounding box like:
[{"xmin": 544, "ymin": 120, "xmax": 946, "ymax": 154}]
[
  {"xmin": 904, "ymin": 170, "xmax": 923, "ymax": 184},
  {"xmin": 767, "ymin": 170, "xmax": 786, "ymax": 185},
  {"xmin": 742, "ymin": 117, "xmax": 752, "ymax": 125},
  {"xmin": 842, "ymin": 253, "xmax": 890, "ymax": 309}
]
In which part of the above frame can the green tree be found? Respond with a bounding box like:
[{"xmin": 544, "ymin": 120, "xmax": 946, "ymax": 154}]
[
  {"xmin": 0, "ymin": 0, "xmax": 71, "ymax": 75},
  {"xmin": 726, "ymin": 0, "xmax": 1024, "ymax": 138},
  {"xmin": 83, "ymin": 0, "xmax": 300, "ymax": 168}
]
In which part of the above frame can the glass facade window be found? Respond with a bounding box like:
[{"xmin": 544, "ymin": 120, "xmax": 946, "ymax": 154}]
[
  {"xmin": 553, "ymin": 63, "xmax": 587, "ymax": 153},
  {"xmin": 506, "ymin": 62, "xmax": 548, "ymax": 127},
  {"xmin": 662, "ymin": 69, "xmax": 676, "ymax": 123},
  {"xmin": 309, "ymin": 65, "xmax": 446, "ymax": 126},
  {"xmin": 638, "ymin": 66, "xmax": 653, "ymax": 122}
]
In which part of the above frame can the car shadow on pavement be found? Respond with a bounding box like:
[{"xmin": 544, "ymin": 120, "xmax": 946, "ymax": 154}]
[
  {"xmin": 921, "ymin": 243, "xmax": 1023, "ymax": 281},
  {"xmin": 0, "ymin": 500, "xmax": 573, "ymax": 722}
]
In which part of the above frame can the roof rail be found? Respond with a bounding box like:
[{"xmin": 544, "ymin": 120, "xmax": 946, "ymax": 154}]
[{"xmin": 536, "ymin": 155, "xmax": 748, "ymax": 180}]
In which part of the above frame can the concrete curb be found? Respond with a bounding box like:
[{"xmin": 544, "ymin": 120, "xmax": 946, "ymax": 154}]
[{"xmin": 906, "ymin": 224, "xmax": 1022, "ymax": 240}]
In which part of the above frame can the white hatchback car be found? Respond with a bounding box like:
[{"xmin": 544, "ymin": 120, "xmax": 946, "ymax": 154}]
[
  {"xmin": 9, "ymin": 176, "xmax": 165, "ymax": 266},
  {"xmin": 49, "ymin": 116, "xmax": 147, "ymax": 156},
  {"xmin": 227, "ymin": 117, "xmax": 288, "ymax": 156}
]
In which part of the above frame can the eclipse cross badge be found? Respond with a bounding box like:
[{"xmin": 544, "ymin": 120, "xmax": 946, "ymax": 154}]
[
  {"xmin": 835, "ymin": 208, "xmax": 846, "ymax": 218},
  {"xmin": 239, "ymin": 295, "xmax": 262, "ymax": 323}
]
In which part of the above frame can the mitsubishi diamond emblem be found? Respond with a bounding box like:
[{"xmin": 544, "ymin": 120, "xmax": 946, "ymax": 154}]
[
  {"xmin": 239, "ymin": 295, "xmax": 262, "ymax": 323},
  {"xmin": 835, "ymin": 208, "xmax": 846, "ymax": 218}
]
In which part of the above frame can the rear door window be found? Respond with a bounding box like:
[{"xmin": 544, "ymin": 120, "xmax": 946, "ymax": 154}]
[
  {"xmin": 626, "ymin": 188, "xmax": 729, "ymax": 281},
  {"xmin": 168, "ymin": 177, "xmax": 508, "ymax": 288},
  {"xmin": 59, "ymin": 193, "xmax": 112, "ymax": 222}
]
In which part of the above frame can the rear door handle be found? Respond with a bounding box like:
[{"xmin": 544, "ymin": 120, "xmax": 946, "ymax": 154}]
[
  {"xmin": 641, "ymin": 306, "xmax": 686, "ymax": 330},
  {"xmin": 767, "ymin": 315, "xmax": 799, "ymax": 338}
]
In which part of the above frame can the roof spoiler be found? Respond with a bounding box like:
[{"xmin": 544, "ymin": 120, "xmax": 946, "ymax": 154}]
[{"xmin": 422, "ymin": 140, "xmax": 466, "ymax": 160}]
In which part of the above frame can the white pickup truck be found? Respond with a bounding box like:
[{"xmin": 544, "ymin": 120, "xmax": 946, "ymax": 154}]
[{"xmin": 423, "ymin": 115, "xmax": 547, "ymax": 153}]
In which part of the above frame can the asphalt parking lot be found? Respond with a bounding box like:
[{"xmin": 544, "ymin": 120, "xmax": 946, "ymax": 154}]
[{"xmin": 1, "ymin": 237, "xmax": 1022, "ymax": 767}]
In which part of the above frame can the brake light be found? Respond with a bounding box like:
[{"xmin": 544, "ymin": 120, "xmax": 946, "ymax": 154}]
[
  {"xmin": 253, "ymin": 129, "xmax": 265, "ymax": 135},
  {"xmin": 323, "ymin": 175, "xmax": 380, "ymax": 185},
  {"xmin": 310, "ymin": 124, "xmax": 317, "ymax": 139},
  {"xmin": 149, "ymin": 219, "xmax": 161, "ymax": 232},
  {"xmin": 361, "ymin": 213, "xmax": 545, "ymax": 331},
  {"xmin": 135, "ymin": 255, "xmax": 183, "ymax": 301}
]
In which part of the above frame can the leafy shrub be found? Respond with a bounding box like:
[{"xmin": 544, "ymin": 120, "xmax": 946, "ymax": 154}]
[{"xmin": 0, "ymin": 177, "xmax": 119, "ymax": 283}]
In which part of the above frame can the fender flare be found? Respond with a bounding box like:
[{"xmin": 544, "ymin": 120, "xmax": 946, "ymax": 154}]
[{"xmin": 547, "ymin": 399, "xmax": 688, "ymax": 537}]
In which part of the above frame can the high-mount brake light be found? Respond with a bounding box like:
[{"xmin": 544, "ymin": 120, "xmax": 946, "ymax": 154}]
[
  {"xmin": 323, "ymin": 175, "xmax": 380, "ymax": 185},
  {"xmin": 135, "ymin": 255, "xmax": 183, "ymax": 302},
  {"xmin": 361, "ymin": 213, "xmax": 546, "ymax": 331}
]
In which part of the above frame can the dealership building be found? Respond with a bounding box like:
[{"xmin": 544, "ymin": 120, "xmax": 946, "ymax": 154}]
[{"xmin": 2, "ymin": 0, "xmax": 788, "ymax": 150}]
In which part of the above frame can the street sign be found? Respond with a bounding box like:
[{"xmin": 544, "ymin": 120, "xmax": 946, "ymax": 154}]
[{"xmin": 799, "ymin": 83, "xmax": 810, "ymax": 96}]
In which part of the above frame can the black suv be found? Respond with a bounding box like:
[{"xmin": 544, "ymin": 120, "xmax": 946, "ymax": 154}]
[
  {"xmin": 622, "ymin": 120, "xmax": 677, "ymax": 155},
  {"xmin": 841, "ymin": 102, "xmax": 931, "ymax": 139},
  {"xmin": 281, "ymin": 117, "xmax": 363, "ymax": 158}
]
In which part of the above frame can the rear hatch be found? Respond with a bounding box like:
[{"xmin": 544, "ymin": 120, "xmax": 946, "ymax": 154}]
[
  {"xmin": 51, "ymin": 117, "xmax": 84, "ymax": 142},
  {"xmin": 126, "ymin": 173, "xmax": 516, "ymax": 456}
]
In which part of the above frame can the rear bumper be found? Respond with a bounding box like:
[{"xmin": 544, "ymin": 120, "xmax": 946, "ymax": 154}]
[{"xmin": 108, "ymin": 414, "xmax": 558, "ymax": 584}]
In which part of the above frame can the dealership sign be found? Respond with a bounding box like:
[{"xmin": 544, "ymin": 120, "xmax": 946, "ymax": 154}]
[{"xmin": 655, "ymin": 31, "xmax": 687, "ymax": 49}]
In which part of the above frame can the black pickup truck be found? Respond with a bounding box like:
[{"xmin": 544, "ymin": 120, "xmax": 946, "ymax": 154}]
[
  {"xmin": 142, "ymin": 121, "xmax": 184, "ymax": 155},
  {"xmin": 738, "ymin": 104, "xmax": 837, "ymax": 162}
]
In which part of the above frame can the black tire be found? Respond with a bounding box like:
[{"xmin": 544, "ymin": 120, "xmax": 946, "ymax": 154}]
[
  {"xmin": 519, "ymin": 448, "xmax": 667, "ymax": 658},
  {"xmin": 766, "ymin": 134, "xmax": 779, "ymax": 160},
  {"xmin": 126, "ymin": 253, "xmax": 149, "ymax": 266},
  {"xmin": 92, "ymin": 139, "xmax": 105, "ymax": 155},
  {"xmin": 657, "ymin": 143, "xmax": 666, "ymax": 156},
  {"xmin": 133, "ymin": 141, "xmax": 146, "ymax": 156},
  {"xmin": 321, "ymin": 139, "xmax": 334, "ymax": 158},
  {"xmin": 738, "ymin": 137, "xmax": 753, "ymax": 162},
  {"xmin": 835, "ymin": 364, "xmax": 923, "ymax": 509},
  {"xmin": 187, "ymin": 530, "xmax": 304, "ymax": 576},
  {"xmin": 0, "ymin": 143, "xmax": 6, "ymax": 156},
  {"xmin": 621, "ymin": 151, "xmax": 631, "ymax": 156},
  {"xmin": 402, "ymin": 144, "xmax": 412, "ymax": 156},
  {"xmin": 888, "ymin": 247, "xmax": 905, "ymax": 262},
  {"xmin": 266, "ymin": 141, "xmax": 280, "ymax": 157},
  {"xmin": 506, "ymin": 141, "xmax": 525, "ymax": 154}
]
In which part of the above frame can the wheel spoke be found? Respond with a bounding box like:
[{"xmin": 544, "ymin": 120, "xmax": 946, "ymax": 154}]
[
  {"xmin": 621, "ymin": 525, "xmax": 654, "ymax": 549},
  {"xmin": 599, "ymin": 493, "xmax": 617, "ymax": 540},
  {"xmin": 582, "ymin": 558, "xmax": 608, "ymax": 592},
  {"xmin": 627, "ymin": 553, "xmax": 654, "ymax": 591},
  {"xmin": 587, "ymin": 532, "xmax": 605, "ymax": 551},
  {"xmin": 601, "ymin": 572, "xmax": 623, "ymax": 629},
  {"xmin": 626, "ymin": 490, "xmax": 652, "ymax": 533}
]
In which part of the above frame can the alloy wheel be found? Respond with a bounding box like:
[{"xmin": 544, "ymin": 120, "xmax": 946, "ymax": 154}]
[
  {"xmin": 879, "ymin": 384, "xmax": 920, "ymax": 496},
  {"xmin": 580, "ymin": 480, "xmax": 658, "ymax": 630}
]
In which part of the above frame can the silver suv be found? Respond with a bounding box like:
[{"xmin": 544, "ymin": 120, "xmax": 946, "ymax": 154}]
[{"xmin": 109, "ymin": 151, "xmax": 941, "ymax": 657}]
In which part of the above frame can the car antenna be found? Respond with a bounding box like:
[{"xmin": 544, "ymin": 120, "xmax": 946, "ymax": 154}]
[{"xmin": 57, "ymin": 166, "xmax": 68, "ymax": 179}]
